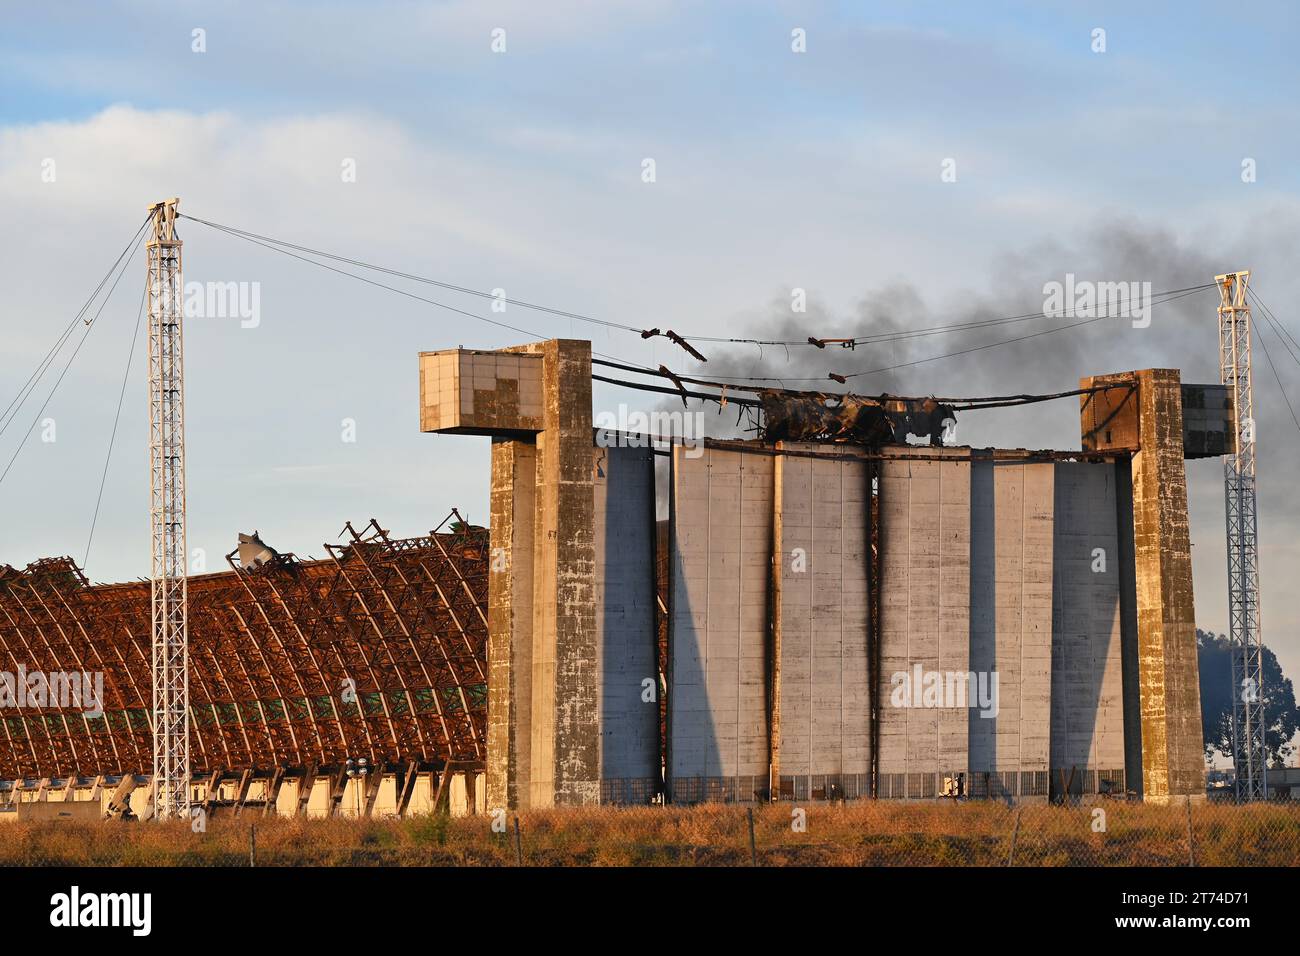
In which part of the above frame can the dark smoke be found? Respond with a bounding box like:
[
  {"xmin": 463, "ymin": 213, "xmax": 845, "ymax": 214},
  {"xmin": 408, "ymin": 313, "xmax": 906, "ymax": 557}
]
[
  {"xmin": 659, "ymin": 221, "xmax": 1236, "ymax": 451},
  {"xmin": 644, "ymin": 217, "xmax": 1300, "ymax": 667}
]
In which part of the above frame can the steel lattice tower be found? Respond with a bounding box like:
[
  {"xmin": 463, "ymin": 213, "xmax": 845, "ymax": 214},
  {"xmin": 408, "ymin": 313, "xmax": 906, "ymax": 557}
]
[
  {"xmin": 146, "ymin": 198, "xmax": 191, "ymax": 819},
  {"xmin": 1217, "ymin": 270, "xmax": 1267, "ymax": 802}
]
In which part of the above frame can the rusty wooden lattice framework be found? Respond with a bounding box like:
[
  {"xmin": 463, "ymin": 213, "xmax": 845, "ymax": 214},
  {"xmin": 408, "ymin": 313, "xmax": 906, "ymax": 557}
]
[{"xmin": 0, "ymin": 515, "xmax": 487, "ymax": 781}]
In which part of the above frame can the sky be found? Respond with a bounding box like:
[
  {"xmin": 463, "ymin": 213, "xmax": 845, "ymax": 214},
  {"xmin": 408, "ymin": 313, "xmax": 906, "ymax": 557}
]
[{"xmin": 2, "ymin": 1, "xmax": 1299, "ymax": 683}]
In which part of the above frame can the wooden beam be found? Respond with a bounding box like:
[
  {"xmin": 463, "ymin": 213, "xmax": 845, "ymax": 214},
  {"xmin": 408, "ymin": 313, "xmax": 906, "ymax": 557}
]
[
  {"xmin": 363, "ymin": 766, "xmax": 385, "ymax": 818},
  {"xmin": 397, "ymin": 762, "xmax": 421, "ymax": 818},
  {"xmin": 327, "ymin": 765, "xmax": 349, "ymax": 817},
  {"xmin": 203, "ymin": 769, "xmax": 223, "ymax": 812},
  {"xmin": 263, "ymin": 767, "xmax": 286, "ymax": 817},
  {"xmin": 463, "ymin": 767, "xmax": 477, "ymax": 815},
  {"xmin": 106, "ymin": 774, "xmax": 137, "ymax": 817},
  {"xmin": 295, "ymin": 765, "xmax": 318, "ymax": 818},
  {"xmin": 232, "ymin": 769, "xmax": 254, "ymax": 816},
  {"xmin": 432, "ymin": 762, "xmax": 464, "ymax": 814}
]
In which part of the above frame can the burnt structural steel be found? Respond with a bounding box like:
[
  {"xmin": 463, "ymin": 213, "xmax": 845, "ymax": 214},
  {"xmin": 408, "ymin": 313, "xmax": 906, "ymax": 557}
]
[{"xmin": 0, "ymin": 518, "xmax": 487, "ymax": 787}]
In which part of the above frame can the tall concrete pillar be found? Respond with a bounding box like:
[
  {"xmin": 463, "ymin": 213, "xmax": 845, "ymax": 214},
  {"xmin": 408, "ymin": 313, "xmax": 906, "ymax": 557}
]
[
  {"xmin": 526, "ymin": 339, "xmax": 599, "ymax": 807},
  {"xmin": 1080, "ymin": 369, "xmax": 1205, "ymax": 802},
  {"xmin": 421, "ymin": 340, "xmax": 600, "ymax": 809},
  {"xmin": 486, "ymin": 439, "xmax": 535, "ymax": 810}
]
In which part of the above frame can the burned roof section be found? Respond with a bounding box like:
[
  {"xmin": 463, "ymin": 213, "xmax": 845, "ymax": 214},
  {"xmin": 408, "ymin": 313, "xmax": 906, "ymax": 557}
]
[
  {"xmin": 0, "ymin": 516, "xmax": 489, "ymax": 780},
  {"xmin": 759, "ymin": 391, "xmax": 956, "ymax": 447}
]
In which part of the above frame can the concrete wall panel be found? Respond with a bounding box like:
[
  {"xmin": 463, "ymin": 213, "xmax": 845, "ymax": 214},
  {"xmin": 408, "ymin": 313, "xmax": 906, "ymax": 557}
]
[
  {"xmin": 878, "ymin": 450, "xmax": 971, "ymax": 795},
  {"xmin": 1051, "ymin": 462, "xmax": 1126, "ymax": 786},
  {"xmin": 968, "ymin": 458, "xmax": 1054, "ymax": 796},
  {"xmin": 669, "ymin": 443, "xmax": 773, "ymax": 801},
  {"xmin": 593, "ymin": 445, "xmax": 659, "ymax": 803},
  {"xmin": 773, "ymin": 444, "xmax": 871, "ymax": 799}
]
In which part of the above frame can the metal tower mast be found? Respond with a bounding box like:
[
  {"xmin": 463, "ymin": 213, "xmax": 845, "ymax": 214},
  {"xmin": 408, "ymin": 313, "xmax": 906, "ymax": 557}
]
[
  {"xmin": 1217, "ymin": 270, "xmax": 1267, "ymax": 802},
  {"xmin": 146, "ymin": 198, "xmax": 191, "ymax": 819}
]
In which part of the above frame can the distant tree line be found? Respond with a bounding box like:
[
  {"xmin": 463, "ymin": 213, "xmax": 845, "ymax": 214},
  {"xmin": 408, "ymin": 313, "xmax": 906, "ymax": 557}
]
[{"xmin": 1197, "ymin": 629, "xmax": 1300, "ymax": 767}]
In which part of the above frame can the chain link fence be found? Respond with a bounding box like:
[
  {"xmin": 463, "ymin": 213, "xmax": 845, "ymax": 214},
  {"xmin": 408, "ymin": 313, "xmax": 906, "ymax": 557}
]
[{"xmin": 2, "ymin": 799, "xmax": 1298, "ymax": 866}]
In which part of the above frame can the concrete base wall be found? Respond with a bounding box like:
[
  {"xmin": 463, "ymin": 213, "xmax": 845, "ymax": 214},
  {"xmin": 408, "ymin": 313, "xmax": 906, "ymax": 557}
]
[{"xmin": 0, "ymin": 771, "xmax": 487, "ymax": 821}]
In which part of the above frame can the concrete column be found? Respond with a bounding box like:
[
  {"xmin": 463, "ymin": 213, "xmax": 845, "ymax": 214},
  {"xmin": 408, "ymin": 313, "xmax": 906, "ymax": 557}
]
[
  {"xmin": 523, "ymin": 340, "xmax": 599, "ymax": 807},
  {"xmin": 426, "ymin": 340, "xmax": 598, "ymax": 809},
  {"xmin": 1130, "ymin": 369, "xmax": 1205, "ymax": 802},
  {"xmin": 486, "ymin": 439, "xmax": 535, "ymax": 810},
  {"xmin": 1080, "ymin": 369, "xmax": 1205, "ymax": 802}
]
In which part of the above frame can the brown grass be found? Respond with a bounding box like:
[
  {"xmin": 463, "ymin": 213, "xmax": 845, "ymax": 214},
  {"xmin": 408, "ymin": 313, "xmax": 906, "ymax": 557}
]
[{"xmin": 2, "ymin": 801, "xmax": 1297, "ymax": 867}]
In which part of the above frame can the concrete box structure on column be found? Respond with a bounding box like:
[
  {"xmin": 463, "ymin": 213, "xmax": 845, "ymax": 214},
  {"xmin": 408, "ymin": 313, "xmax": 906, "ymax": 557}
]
[{"xmin": 420, "ymin": 348, "xmax": 543, "ymax": 435}]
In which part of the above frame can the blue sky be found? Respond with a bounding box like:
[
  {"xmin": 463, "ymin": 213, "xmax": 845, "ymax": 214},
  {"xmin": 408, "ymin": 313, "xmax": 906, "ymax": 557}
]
[{"xmin": 2, "ymin": 0, "xmax": 1300, "ymax": 680}]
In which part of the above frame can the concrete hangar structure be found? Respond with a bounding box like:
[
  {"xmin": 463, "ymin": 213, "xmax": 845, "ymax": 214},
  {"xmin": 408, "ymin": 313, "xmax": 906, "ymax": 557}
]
[
  {"xmin": 0, "ymin": 335, "xmax": 1227, "ymax": 819},
  {"xmin": 420, "ymin": 338, "xmax": 1234, "ymax": 810}
]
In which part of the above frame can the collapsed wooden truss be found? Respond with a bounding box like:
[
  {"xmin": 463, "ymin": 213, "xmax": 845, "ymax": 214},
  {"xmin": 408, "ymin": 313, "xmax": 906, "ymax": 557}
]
[{"xmin": 0, "ymin": 516, "xmax": 488, "ymax": 781}]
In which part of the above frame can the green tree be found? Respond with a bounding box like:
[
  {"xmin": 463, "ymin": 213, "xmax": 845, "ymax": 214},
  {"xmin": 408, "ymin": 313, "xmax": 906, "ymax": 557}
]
[{"xmin": 1197, "ymin": 629, "xmax": 1300, "ymax": 766}]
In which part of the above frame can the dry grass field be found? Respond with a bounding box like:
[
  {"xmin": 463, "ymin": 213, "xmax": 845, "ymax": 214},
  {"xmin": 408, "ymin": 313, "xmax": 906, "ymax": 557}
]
[{"xmin": 2, "ymin": 800, "xmax": 1297, "ymax": 867}]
